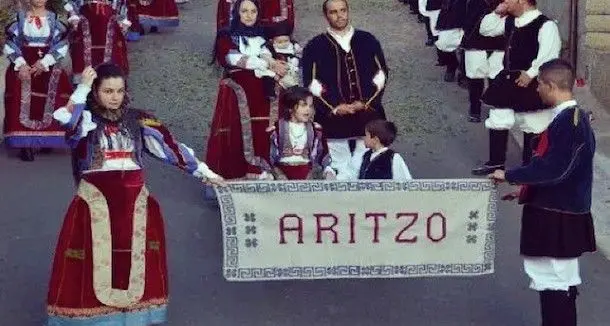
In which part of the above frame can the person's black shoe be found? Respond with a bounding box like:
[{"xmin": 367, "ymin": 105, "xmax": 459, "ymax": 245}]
[
  {"xmin": 457, "ymin": 74, "xmax": 469, "ymax": 89},
  {"xmin": 471, "ymin": 162, "xmax": 504, "ymax": 176},
  {"xmin": 19, "ymin": 148, "xmax": 35, "ymax": 162},
  {"xmin": 444, "ymin": 70, "xmax": 456, "ymax": 82},
  {"xmin": 468, "ymin": 115, "xmax": 481, "ymax": 123},
  {"xmin": 418, "ymin": 16, "xmax": 425, "ymax": 23},
  {"xmin": 150, "ymin": 26, "xmax": 159, "ymax": 33},
  {"xmin": 425, "ymin": 38, "xmax": 435, "ymax": 46}
]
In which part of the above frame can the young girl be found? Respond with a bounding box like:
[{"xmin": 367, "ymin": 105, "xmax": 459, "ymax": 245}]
[
  {"xmin": 3, "ymin": 0, "xmax": 72, "ymax": 161},
  {"xmin": 48, "ymin": 63, "xmax": 223, "ymax": 325},
  {"xmin": 268, "ymin": 86, "xmax": 335, "ymax": 180}
]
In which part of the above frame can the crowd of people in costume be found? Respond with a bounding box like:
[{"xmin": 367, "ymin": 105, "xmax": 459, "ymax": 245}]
[
  {"xmin": 207, "ymin": 0, "xmax": 412, "ymax": 182},
  {"xmin": 1, "ymin": 0, "xmax": 599, "ymax": 325},
  {"xmin": 3, "ymin": 0, "xmax": 182, "ymax": 161},
  {"xmin": 402, "ymin": 1, "xmax": 597, "ymax": 325}
]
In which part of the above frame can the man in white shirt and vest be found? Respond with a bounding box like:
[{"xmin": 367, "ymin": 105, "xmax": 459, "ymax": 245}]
[{"xmin": 471, "ymin": 0, "xmax": 561, "ymax": 176}]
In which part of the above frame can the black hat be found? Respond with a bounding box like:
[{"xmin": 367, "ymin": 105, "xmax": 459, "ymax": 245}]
[{"xmin": 265, "ymin": 21, "xmax": 293, "ymax": 39}]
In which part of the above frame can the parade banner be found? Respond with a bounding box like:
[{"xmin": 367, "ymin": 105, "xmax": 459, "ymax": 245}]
[{"xmin": 215, "ymin": 180, "xmax": 497, "ymax": 281}]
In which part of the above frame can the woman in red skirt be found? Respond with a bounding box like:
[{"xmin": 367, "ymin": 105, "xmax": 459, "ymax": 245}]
[
  {"xmin": 47, "ymin": 63, "xmax": 224, "ymax": 325},
  {"xmin": 207, "ymin": 0, "xmax": 288, "ymax": 180},
  {"xmin": 64, "ymin": 0, "xmax": 130, "ymax": 83},
  {"xmin": 137, "ymin": 0, "xmax": 179, "ymax": 33},
  {"xmin": 3, "ymin": 1, "xmax": 72, "ymax": 161}
]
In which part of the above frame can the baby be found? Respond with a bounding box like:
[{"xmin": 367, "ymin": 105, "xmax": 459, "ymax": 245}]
[{"xmin": 262, "ymin": 22, "xmax": 302, "ymax": 98}]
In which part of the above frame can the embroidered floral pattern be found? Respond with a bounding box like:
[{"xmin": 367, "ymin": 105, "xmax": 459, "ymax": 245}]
[{"xmin": 78, "ymin": 180, "xmax": 148, "ymax": 308}]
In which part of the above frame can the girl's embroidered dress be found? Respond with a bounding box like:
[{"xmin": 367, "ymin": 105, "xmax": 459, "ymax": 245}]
[
  {"xmin": 268, "ymin": 120, "xmax": 332, "ymax": 179},
  {"xmin": 3, "ymin": 10, "xmax": 72, "ymax": 148},
  {"xmin": 64, "ymin": 0, "xmax": 130, "ymax": 82},
  {"xmin": 47, "ymin": 84, "xmax": 220, "ymax": 325}
]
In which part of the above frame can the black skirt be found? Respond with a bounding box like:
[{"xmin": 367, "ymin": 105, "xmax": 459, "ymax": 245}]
[
  {"xmin": 520, "ymin": 205, "xmax": 597, "ymax": 258},
  {"xmin": 481, "ymin": 70, "xmax": 546, "ymax": 112}
]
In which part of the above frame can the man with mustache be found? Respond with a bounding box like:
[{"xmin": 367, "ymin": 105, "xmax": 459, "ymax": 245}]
[{"xmin": 302, "ymin": 0, "xmax": 389, "ymax": 180}]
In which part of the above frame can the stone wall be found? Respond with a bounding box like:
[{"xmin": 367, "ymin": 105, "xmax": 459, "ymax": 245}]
[
  {"xmin": 537, "ymin": 0, "xmax": 610, "ymax": 109},
  {"xmin": 585, "ymin": 0, "xmax": 610, "ymax": 108}
]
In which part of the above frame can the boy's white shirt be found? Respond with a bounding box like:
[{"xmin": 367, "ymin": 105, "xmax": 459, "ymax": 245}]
[{"xmin": 365, "ymin": 147, "xmax": 413, "ymax": 181}]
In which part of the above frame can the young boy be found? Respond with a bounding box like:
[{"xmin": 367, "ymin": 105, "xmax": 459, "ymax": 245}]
[{"xmin": 358, "ymin": 119, "xmax": 412, "ymax": 180}]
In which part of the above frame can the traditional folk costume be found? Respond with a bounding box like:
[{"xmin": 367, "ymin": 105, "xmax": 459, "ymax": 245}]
[
  {"xmin": 461, "ymin": 0, "xmax": 505, "ymax": 122},
  {"xmin": 207, "ymin": 5, "xmax": 273, "ymax": 180},
  {"xmin": 505, "ymin": 100, "xmax": 596, "ymax": 326},
  {"xmin": 136, "ymin": 0, "xmax": 179, "ymax": 31},
  {"xmin": 259, "ymin": 0, "xmax": 294, "ymax": 34},
  {"xmin": 472, "ymin": 9, "xmax": 561, "ymax": 175},
  {"xmin": 264, "ymin": 37, "xmax": 301, "ymax": 93},
  {"xmin": 268, "ymin": 120, "xmax": 332, "ymax": 180},
  {"xmin": 216, "ymin": 0, "xmax": 294, "ymax": 33},
  {"xmin": 65, "ymin": 0, "xmax": 130, "ymax": 83},
  {"xmin": 47, "ymin": 84, "xmax": 220, "ymax": 325},
  {"xmin": 302, "ymin": 26, "xmax": 388, "ymax": 180},
  {"xmin": 3, "ymin": 11, "xmax": 72, "ymax": 152},
  {"xmin": 358, "ymin": 148, "xmax": 412, "ymax": 180},
  {"xmin": 418, "ymin": 0, "xmax": 441, "ymax": 46},
  {"xmin": 126, "ymin": 0, "xmax": 143, "ymax": 41},
  {"xmin": 262, "ymin": 22, "xmax": 301, "ymax": 115},
  {"xmin": 435, "ymin": 0, "xmax": 466, "ymax": 82}
]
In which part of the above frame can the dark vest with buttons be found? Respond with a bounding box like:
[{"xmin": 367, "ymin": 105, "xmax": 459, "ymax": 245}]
[
  {"xmin": 504, "ymin": 14, "xmax": 549, "ymax": 71},
  {"xmin": 358, "ymin": 149, "xmax": 394, "ymax": 180}
]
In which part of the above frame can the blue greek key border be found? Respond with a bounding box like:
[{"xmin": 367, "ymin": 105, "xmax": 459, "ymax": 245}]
[{"xmin": 215, "ymin": 179, "xmax": 497, "ymax": 281}]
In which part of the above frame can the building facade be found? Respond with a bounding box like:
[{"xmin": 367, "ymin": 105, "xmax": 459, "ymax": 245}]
[{"xmin": 538, "ymin": 0, "xmax": 610, "ymax": 108}]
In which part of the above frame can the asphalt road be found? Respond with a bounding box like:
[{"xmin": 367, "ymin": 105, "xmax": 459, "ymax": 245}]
[{"xmin": 1, "ymin": 1, "xmax": 609, "ymax": 325}]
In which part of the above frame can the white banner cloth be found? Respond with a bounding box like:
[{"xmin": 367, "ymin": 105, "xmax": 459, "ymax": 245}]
[{"xmin": 215, "ymin": 180, "xmax": 497, "ymax": 281}]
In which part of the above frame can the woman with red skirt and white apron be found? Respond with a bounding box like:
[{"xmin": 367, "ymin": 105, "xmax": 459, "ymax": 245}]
[
  {"xmin": 47, "ymin": 63, "xmax": 224, "ymax": 325},
  {"xmin": 3, "ymin": 2, "xmax": 72, "ymax": 161}
]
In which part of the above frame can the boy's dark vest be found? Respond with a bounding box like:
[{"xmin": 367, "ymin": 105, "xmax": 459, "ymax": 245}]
[{"xmin": 359, "ymin": 149, "xmax": 395, "ymax": 179}]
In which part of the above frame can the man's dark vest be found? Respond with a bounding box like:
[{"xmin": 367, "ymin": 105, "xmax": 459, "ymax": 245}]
[
  {"xmin": 358, "ymin": 149, "xmax": 394, "ymax": 180},
  {"xmin": 461, "ymin": 0, "xmax": 506, "ymax": 51},
  {"xmin": 426, "ymin": 0, "xmax": 442, "ymax": 11},
  {"xmin": 504, "ymin": 14, "xmax": 549, "ymax": 70}
]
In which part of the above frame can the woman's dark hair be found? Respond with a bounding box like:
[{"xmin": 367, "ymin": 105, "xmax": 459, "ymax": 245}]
[
  {"xmin": 280, "ymin": 86, "xmax": 313, "ymax": 120},
  {"xmin": 86, "ymin": 63, "xmax": 128, "ymax": 110},
  {"xmin": 210, "ymin": 0, "xmax": 263, "ymax": 65}
]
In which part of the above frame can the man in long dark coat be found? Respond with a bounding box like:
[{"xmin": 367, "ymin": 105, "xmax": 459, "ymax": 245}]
[{"xmin": 302, "ymin": 0, "xmax": 389, "ymax": 180}]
